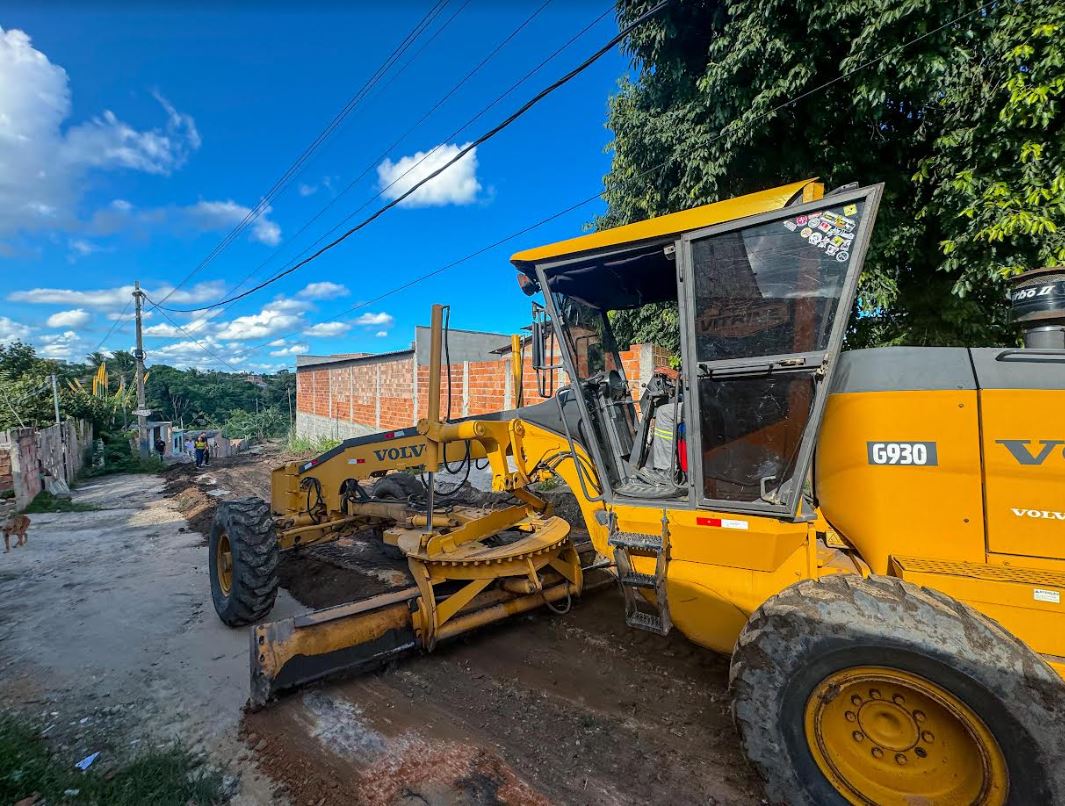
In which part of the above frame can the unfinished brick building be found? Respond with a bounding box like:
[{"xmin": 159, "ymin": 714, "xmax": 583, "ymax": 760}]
[{"xmin": 295, "ymin": 325, "xmax": 670, "ymax": 440}]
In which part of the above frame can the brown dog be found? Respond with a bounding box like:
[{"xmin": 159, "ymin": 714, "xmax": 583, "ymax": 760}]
[{"xmin": 3, "ymin": 514, "xmax": 29, "ymax": 552}]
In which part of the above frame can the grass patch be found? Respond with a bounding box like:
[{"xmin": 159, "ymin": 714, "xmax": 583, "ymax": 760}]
[
  {"xmin": 21, "ymin": 491, "xmax": 98, "ymax": 514},
  {"xmin": 284, "ymin": 430, "xmax": 341, "ymax": 455},
  {"xmin": 81, "ymin": 454, "xmax": 163, "ymax": 478},
  {"xmin": 0, "ymin": 714, "xmax": 223, "ymax": 805}
]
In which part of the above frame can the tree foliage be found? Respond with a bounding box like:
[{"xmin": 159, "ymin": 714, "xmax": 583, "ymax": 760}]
[
  {"xmin": 0, "ymin": 341, "xmax": 295, "ymax": 436},
  {"xmin": 604, "ymin": 0, "xmax": 1065, "ymax": 350}
]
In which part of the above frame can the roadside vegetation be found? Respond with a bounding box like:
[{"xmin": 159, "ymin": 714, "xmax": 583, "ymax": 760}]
[
  {"xmin": 0, "ymin": 714, "xmax": 223, "ymax": 806},
  {"xmin": 606, "ymin": 1, "xmax": 1064, "ymax": 351},
  {"xmin": 21, "ymin": 491, "xmax": 98, "ymax": 514},
  {"xmin": 284, "ymin": 431, "xmax": 341, "ymax": 455}
]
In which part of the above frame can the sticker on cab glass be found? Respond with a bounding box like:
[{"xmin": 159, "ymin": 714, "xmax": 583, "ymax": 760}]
[
  {"xmin": 783, "ymin": 220, "xmax": 797, "ymax": 231},
  {"xmin": 800, "ymin": 227, "xmax": 813, "ymax": 238},
  {"xmin": 844, "ymin": 204, "xmax": 858, "ymax": 216}
]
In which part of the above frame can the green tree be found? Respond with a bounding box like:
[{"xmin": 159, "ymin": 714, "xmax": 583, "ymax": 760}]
[{"xmin": 604, "ymin": 0, "xmax": 1065, "ymax": 350}]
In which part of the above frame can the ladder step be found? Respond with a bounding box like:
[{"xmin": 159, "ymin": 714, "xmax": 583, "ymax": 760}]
[
  {"xmin": 626, "ymin": 611, "xmax": 666, "ymax": 634},
  {"xmin": 619, "ymin": 571, "xmax": 656, "ymax": 589},
  {"xmin": 608, "ymin": 531, "xmax": 662, "ymax": 552}
]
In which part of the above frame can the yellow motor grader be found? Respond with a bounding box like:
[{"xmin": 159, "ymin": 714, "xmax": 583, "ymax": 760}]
[{"xmin": 209, "ymin": 178, "xmax": 1065, "ymax": 805}]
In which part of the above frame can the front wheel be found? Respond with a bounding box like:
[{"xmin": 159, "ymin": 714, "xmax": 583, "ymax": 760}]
[
  {"xmin": 730, "ymin": 574, "xmax": 1065, "ymax": 805},
  {"xmin": 209, "ymin": 497, "xmax": 279, "ymax": 627}
]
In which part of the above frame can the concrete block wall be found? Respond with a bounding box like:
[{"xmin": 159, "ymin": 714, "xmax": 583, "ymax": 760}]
[{"xmin": 0, "ymin": 428, "xmax": 38, "ymax": 510}]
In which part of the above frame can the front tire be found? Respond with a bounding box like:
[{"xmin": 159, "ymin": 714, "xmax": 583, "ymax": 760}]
[
  {"xmin": 209, "ymin": 497, "xmax": 279, "ymax": 627},
  {"xmin": 730, "ymin": 574, "xmax": 1065, "ymax": 805}
]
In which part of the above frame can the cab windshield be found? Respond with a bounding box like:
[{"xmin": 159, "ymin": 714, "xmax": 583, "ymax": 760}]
[{"xmin": 551, "ymin": 294, "xmax": 625, "ymax": 383}]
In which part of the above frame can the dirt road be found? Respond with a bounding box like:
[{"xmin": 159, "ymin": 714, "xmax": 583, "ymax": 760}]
[
  {"xmin": 0, "ymin": 472, "xmax": 289, "ymax": 802},
  {"xmin": 165, "ymin": 451, "xmax": 764, "ymax": 805},
  {"xmin": 0, "ymin": 452, "xmax": 764, "ymax": 804}
]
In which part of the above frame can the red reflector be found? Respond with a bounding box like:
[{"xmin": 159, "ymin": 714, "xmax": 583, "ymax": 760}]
[{"xmin": 696, "ymin": 517, "xmax": 721, "ymax": 527}]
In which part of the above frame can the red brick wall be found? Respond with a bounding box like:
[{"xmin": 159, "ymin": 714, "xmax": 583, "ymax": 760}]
[
  {"xmin": 298, "ymin": 341, "xmax": 666, "ymax": 431},
  {"xmin": 296, "ymin": 357, "xmax": 414, "ymax": 431}
]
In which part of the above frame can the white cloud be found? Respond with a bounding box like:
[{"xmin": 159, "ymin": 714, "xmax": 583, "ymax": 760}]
[
  {"xmin": 267, "ymin": 338, "xmax": 287, "ymax": 347},
  {"xmin": 45, "ymin": 308, "xmax": 90, "ymax": 328},
  {"xmin": 38, "ymin": 329, "xmax": 80, "ymax": 359},
  {"xmin": 0, "ymin": 27, "xmax": 200, "ymax": 235},
  {"xmin": 375, "ymin": 330, "xmax": 388, "ymax": 338},
  {"xmin": 87, "ymin": 198, "xmax": 282, "ymax": 246},
  {"xmin": 150, "ymin": 336, "xmax": 239, "ymax": 369},
  {"xmin": 297, "ymin": 176, "xmax": 334, "ymax": 197},
  {"xmin": 8, "ymin": 280, "xmax": 224, "ymax": 309},
  {"xmin": 303, "ymin": 321, "xmax": 349, "ymax": 337},
  {"xmin": 298, "ymin": 281, "xmax": 349, "ymax": 300},
  {"xmin": 376, "ymin": 142, "xmax": 481, "ymax": 207},
  {"xmin": 184, "ymin": 200, "xmax": 281, "ymax": 246},
  {"xmin": 269, "ymin": 342, "xmax": 309, "ymax": 357},
  {"xmin": 68, "ymin": 239, "xmax": 102, "ymax": 259},
  {"xmin": 143, "ymin": 316, "xmax": 214, "ymax": 338},
  {"xmin": 354, "ymin": 311, "xmax": 394, "ymax": 327},
  {"xmin": 215, "ymin": 300, "xmax": 302, "ymax": 340},
  {"xmin": 264, "ymin": 297, "xmax": 311, "ymax": 313},
  {"xmin": 0, "ymin": 316, "xmax": 31, "ymax": 344}
]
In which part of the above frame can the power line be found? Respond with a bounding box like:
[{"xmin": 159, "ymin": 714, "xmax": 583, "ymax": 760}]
[
  {"xmin": 151, "ymin": 0, "xmax": 451, "ymax": 309},
  {"xmin": 143, "ymin": 298, "xmax": 245, "ymax": 373},
  {"xmin": 235, "ymin": 0, "xmax": 997, "ymax": 361},
  {"xmin": 197, "ymin": 0, "xmax": 558, "ymax": 312},
  {"xmin": 161, "ymin": 0, "xmax": 666, "ymax": 314},
  {"xmin": 87, "ymin": 298, "xmax": 134, "ymax": 356}
]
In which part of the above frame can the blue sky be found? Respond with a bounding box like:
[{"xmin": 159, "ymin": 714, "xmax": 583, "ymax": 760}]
[{"xmin": 0, "ymin": 1, "xmax": 628, "ymax": 372}]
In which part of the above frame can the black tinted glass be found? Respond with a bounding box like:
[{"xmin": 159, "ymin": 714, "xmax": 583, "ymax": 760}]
[
  {"xmin": 692, "ymin": 201, "xmax": 864, "ymax": 361},
  {"xmin": 699, "ymin": 374, "xmax": 815, "ymax": 503}
]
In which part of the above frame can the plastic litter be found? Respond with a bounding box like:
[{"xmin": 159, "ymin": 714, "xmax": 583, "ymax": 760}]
[{"xmin": 75, "ymin": 752, "xmax": 99, "ymax": 770}]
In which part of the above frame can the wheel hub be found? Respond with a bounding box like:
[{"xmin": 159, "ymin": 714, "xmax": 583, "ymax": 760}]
[
  {"xmin": 804, "ymin": 666, "xmax": 1008, "ymax": 805},
  {"xmin": 216, "ymin": 532, "xmax": 233, "ymax": 597}
]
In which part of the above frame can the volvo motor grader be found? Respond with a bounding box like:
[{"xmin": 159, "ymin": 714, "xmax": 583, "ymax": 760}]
[{"xmin": 209, "ymin": 179, "xmax": 1065, "ymax": 805}]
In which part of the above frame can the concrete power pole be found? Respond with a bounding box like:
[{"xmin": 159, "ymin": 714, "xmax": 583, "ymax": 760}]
[
  {"xmin": 50, "ymin": 373, "xmax": 61, "ymax": 427},
  {"xmin": 133, "ymin": 281, "xmax": 149, "ymax": 460}
]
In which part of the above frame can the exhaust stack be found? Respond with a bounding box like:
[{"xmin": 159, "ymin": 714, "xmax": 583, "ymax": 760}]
[{"xmin": 1009, "ymin": 267, "xmax": 1065, "ymax": 349}]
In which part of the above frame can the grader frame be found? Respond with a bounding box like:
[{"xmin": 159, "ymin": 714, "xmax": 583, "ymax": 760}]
[{"xmin": 212, "ymin": 178, "xmax": 1065, "ymax": 805}]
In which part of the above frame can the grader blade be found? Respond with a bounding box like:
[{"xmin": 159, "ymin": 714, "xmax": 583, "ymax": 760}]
[{"xmin": 250, "ymin": 587, "xmax": 420, "ymax": 709}]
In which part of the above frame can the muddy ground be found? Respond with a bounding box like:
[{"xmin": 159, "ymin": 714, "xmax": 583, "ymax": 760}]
[
  {"xmin": 162, "ymin": 449, "xmax": 764, "ymax": 805},
  {"xmin": 1, "ymin": 448, "xmax": 764, "ymax": 804}
]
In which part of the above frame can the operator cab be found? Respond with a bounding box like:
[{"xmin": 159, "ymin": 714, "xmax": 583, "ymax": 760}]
[{"xmin": 512, "ymin": 179, "xmax": 882, "ymax": 519}]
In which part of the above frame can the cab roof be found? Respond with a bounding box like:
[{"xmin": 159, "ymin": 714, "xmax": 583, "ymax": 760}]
[{"xmin": 510, "ymin": 178, "xmax": 820, "ymax": 269}]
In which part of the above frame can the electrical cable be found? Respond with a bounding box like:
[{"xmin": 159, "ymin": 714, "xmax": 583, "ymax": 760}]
[
  {"xmin": 150, "ymin": 0, "xmax": 451, "ymax": 309},
  {"xmin": 236, "ymin": 0, "xmax": 994, "ymax": 362},
  {"xmin": 141, "ymin": 296, "xmax": 245, "ymax": 373},
  {"xmin": 199, "ymin": 0, "xmax": 552, "ymax": 311},
  {"xmin": 87, "ymin": 298, "xmax": 133, "ymax": 356},
  {"xmin": 159, "ymin": 0, "xmax": 671, "ymax": 314}
]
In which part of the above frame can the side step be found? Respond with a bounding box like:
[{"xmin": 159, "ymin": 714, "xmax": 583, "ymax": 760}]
[{"xmin": 609, "ymin": 519, "xmax": 671, "ymax": 636}]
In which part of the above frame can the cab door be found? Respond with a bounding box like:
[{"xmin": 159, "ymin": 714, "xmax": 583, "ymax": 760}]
[{"xmin": 678, "ymin": 185, "xmax": 883, "ymax": 518}]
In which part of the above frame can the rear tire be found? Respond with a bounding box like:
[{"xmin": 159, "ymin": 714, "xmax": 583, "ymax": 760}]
[
  {"xmin": 730, "ymin": 574, "xmax": 1065, "ymax": 805},
  {"xmin": 209, "ymin": 497, "xmax": 279, "ymax": 627}
]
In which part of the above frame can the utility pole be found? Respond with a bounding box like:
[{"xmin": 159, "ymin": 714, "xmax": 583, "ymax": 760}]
[
  {"xmin": 50, "ymin": 374, "xmax": 60, "ymax": 427},
  {"xmin": 133, "ymin": 281, "xmax": 149, "ymax": 460}
]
